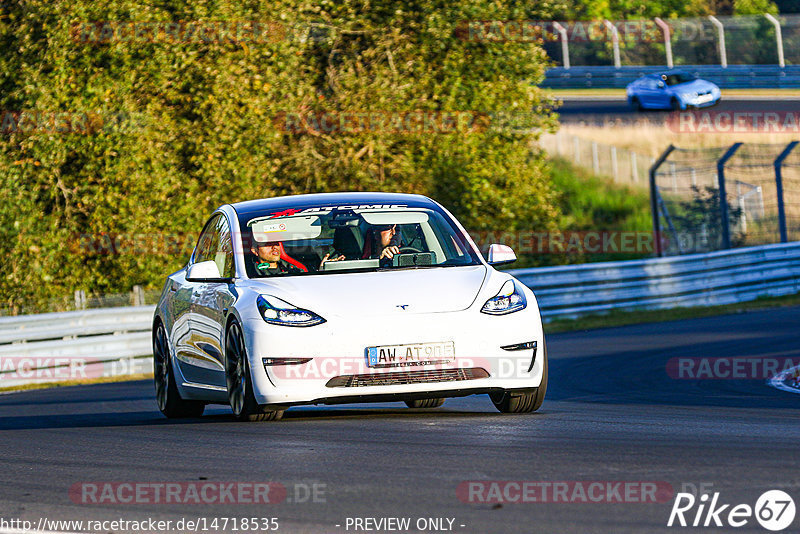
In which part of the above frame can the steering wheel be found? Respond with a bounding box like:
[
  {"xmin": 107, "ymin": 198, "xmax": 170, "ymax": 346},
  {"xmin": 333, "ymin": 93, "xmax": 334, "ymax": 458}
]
[{"xmin": 398, "ymin": 246, "xmax": 423, "ymax": 254}]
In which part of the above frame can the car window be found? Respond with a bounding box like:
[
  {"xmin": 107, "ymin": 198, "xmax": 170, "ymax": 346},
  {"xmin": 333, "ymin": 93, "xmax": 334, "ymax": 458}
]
[
  {"xmin": 238, "ymin": 206, "xmax": 480, "ymax": 277},
  {"xmin": 662, "ymin": 73, "xmax": 696, "ymax": 86},
  {"xmin": 192, "ymin": 213, "xmax": 235, "ymax": 278}
]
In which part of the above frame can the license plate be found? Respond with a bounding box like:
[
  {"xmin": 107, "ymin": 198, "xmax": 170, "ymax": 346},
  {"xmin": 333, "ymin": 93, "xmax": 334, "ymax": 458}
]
[
  {"xmin": 697, "ymin": 94, "xmax": 712, "ymax": 104},
  {"xmin": 366, "ymin": 341, "xmax": 455, "ymax": 368}
]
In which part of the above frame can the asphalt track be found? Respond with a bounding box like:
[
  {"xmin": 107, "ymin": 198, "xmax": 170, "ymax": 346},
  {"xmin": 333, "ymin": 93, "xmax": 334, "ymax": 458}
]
[
  {"xmin": 556, "ymin": 97, "xmax": 800, "ymax": 125},
  {"xmin": 0, "ymin": 307, "xmax": 799, "ymax": 534}
]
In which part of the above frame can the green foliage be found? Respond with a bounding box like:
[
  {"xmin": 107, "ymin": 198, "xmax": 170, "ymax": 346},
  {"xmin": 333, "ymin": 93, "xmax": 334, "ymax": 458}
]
[
  {"xmin": 553, "ymin": 0, "xmax": 713, "ymax": 20},
  {"xmin": 505, "ymin": 157, "xmax": 652, "ymax": 269},
  {"xmin": 0, "ymin": 0, "xmax": 561, "ymax": 313},
  {"xmin": 669, "ymin": 185, "xmax": 745, "ymax": 253},
  {"xmin": 734, "ymin": 0, "xmax": 779, "ymax": 15}
]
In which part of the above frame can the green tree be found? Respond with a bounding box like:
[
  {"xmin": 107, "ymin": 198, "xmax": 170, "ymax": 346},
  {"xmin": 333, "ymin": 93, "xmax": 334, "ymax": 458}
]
[{"xmin": 0, "ymin": 0, "xmax": 560, "ymax": 313}]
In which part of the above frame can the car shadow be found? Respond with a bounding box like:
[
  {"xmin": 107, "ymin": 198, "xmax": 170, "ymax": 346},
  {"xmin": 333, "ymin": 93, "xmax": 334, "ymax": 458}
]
[{"xmin": 0, "ymin": 404, "xmax": 526, "ymax": 431}]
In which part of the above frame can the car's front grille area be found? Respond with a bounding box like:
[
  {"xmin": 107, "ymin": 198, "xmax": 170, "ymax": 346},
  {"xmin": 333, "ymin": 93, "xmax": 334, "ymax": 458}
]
[{"xmin": 325, "ymin": 367, "xmax": 489, "ymax": 388}]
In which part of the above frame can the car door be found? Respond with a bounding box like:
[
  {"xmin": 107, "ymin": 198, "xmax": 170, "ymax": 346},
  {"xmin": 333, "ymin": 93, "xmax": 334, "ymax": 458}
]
[
  {"xmin": 637, "ymin": 78, "xmax": 660, "ymax": 108},
  {"xmin": 174, "ymin": 214, "xmax": 233, "ymax": 387},
  {"xmin": 166, "ymin": 268, "xmax": 194, "ymax": 371},
  {"xmin": 186, "ymin": 213, "xmax": 237, "ymax": 388}
]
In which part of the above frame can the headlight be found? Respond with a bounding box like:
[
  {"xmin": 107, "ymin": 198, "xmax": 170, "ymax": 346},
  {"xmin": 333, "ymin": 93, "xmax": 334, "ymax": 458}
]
[
  {"xmin": 481, "ymin": 280, "xmax": 527, "ymax": 315},
  {"xmin": 257, "ymin": 295, "xmax": 326, "ymax": 327},
  {"xmin": 680, "ymin": 93, "xmax": 694, "ymax": 100}
]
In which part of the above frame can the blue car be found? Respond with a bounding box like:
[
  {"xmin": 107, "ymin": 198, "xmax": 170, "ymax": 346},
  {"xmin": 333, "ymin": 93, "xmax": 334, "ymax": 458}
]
[{"xmin": 626, "ymin": 71, "xmax": 721, "ymax": 111}]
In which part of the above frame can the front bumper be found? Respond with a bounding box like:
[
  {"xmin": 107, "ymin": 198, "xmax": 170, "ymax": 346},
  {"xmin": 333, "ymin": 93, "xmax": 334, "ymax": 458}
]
[{"xmin": 242, "ymin": 305, "xmax": 545, "ymax": 406}]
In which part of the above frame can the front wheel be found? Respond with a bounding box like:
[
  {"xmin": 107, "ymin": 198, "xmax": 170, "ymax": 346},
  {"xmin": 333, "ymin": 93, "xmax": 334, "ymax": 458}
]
[
  {"xmin": 225, "ymin": 320, "xmax": 284, "ymax": 422},
  {"xmin": 490, "ymin": 343, "xmax": 548, "ymax": 414},
  {"xmin": 153, "ymin": 322, "xmax": 205, "ymax": 418}
]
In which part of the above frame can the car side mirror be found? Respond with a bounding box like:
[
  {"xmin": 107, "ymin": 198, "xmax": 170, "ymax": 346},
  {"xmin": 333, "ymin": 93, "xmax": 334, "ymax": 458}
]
[
  {"xmin": 186, "ymin": 260, "xmax": 224, "ymax": 281},
  {"xmin": 487, "ymin": 244, "xmax": 517, "ymax": 266}
]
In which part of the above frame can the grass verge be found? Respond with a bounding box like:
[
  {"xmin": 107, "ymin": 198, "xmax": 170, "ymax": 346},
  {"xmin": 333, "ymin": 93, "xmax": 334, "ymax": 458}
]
[
  {"xmin": 545, "ymin": 292, "xmax": 800, "ymax": 333},
  {"xmin": 0, "ymin": 373, "xmax": 153, "ymax": 394},
  {"xmin": 553, "ymin": 123, "xmax": 800, "ymax": 158}
]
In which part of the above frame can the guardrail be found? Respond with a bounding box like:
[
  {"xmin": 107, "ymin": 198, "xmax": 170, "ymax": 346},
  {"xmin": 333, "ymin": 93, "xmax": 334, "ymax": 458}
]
[
  {"xmin": 543, "ymin": 65, "xmax": 800, "ymax": 89},
  {"xmin": 0, "ymin": 306, "xmax": 154, "ymax": 388},
  {"xmin": 1, "ymin": 241, "xmax": 798, "ymax": 387},
  {"xmin": 511, "ymin": 241, "xmax": 800, "ymax": 319}
]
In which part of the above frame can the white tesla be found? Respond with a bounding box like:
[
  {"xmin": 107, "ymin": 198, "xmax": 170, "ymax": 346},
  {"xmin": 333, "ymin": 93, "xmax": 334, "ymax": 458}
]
[{"xmin": 153, "ymin": 192, "xmax": 547, "ymax": 421}]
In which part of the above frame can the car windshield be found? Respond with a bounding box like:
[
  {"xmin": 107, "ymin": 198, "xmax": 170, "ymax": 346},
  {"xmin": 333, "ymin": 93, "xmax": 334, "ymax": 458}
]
[
  {"xmin": 238, "ymin": 205, "xmax": 481, "ymax": 277},
  {"xmin": 661, "ymin": 73, "xmax": 696, "ymax": 86}
]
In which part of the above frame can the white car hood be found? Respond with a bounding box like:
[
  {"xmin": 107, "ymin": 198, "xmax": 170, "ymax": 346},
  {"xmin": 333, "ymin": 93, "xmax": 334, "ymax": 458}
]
[{"xmin": 247, "ymin": 265, "xmax": 488, "ymax": 317}]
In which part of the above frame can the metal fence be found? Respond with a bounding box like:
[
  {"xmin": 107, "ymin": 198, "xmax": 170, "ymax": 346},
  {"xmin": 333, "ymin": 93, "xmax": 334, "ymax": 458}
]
[
  {"xmin": 0, "ymin": 285, "xmax": 163, "ymax": 317},
  {"xmin": 513, "ymin": 241, "xmax": 800, "ymax": 319},
  {"xmin": 541, "ymin": 14, "xmax": 800, "ymax": 69},
  {"xmin": 543, "ymin": 65, "xmax": 800, "ymax": 88},
  {"xmin": 541, "ymin": 130, "xmax": 654, "ymax": 187},
  {"xmin": 0, "ymin": 306, "xmax": 154, "ymax": 388},
  {"xmin": 650, "ymin": 142, "xmax": 800, "ymax": 256}
]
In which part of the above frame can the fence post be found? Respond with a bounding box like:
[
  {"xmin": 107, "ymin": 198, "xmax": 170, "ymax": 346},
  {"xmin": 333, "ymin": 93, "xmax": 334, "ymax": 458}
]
[
  {"xmin": 764, "ymin": 14, "xmax": 785, "ymax": 68},
  {"xmin": 74, "ymin": 290, "xmax": 86, "ymax": 310},
  {"xmin": 604, "ymin": 20, "xmax": 621, "ymax": 68},
  {"xmin": 631, "ymin": 151, "xmax": 638, "ymax": 182},
  {"xmin": 650, "ymin": 145, "xmax": 676, "ymax": 257},
  {"xmin": 574, "ymin": 136, "xmax": 580, "ymax": 164},
  {"xmin": 592, "ymin": 142, "xmax": 599, "ymax": 173},
  {"xmin": 553, "ymin": 22, "xmax": 570, "ymax": 69},
  {"xmin": 717, "ymin": 143, "xmax": 742, "ymax": 250},
  {"xmin": 654, "ymin": 18, "xmax": 674, "ymax": 69},
  {"xmin": 611, "ymin": 146, "xmax": 618, "ymax": 182},
  {"xmin": 774, "ymin": 140, "xmax": 797, "ymax": 243},
  {"xmin": 670, "ymin": 161, "xmax": 677, "ymax": 192},
  {"xmin": 708, "ymin": 16, "xmax": 728, "ymax": 68},
  {"xmin": 132, "ymin": 285, "xmax": 145, "ymax": 306}
]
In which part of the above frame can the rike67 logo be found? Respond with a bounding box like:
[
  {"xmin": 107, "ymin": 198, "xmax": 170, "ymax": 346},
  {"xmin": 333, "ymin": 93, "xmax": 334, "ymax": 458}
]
[{"xmin": 668, "ymin": 490, "xmax": 796, "ymax": 531}]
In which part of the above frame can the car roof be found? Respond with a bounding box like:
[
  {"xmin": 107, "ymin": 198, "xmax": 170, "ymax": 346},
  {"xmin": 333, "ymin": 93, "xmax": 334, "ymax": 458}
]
[{"xmin": 230, "ymin": 192, "xmax": 439, "ymax": 220}]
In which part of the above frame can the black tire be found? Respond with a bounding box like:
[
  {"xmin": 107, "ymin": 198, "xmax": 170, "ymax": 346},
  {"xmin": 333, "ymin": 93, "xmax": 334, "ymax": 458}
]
[
  {"xmin": 404, "ymin": 398, "xmax": 445, "ymax": 409},
  {"xmin": 631, "ymin": 97, "xmax": 643, "ymax": 112},
  {"xmin": 153, "ymin": 322, "xmax": 205, "ymax": 418},
  {"xmin": 670, "ymin": 97, "xmax": 681, "ymax": 111},
  {"xmin": 490, "ymin": 340, "xmax": 548, "ymax": 414},
  {"xmin": 225, "ymin": 320, "xmax": 284, "ymax": 422}
]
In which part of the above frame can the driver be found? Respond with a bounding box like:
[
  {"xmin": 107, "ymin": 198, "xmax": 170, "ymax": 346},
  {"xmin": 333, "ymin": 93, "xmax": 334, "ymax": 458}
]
[
  {"xmin": 251, "ymin": 240, "xmax": 306, "ymax": 276},
  {"xmin": 363, "ymin": 224, "xmax": 401, "ymax": 261}
]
